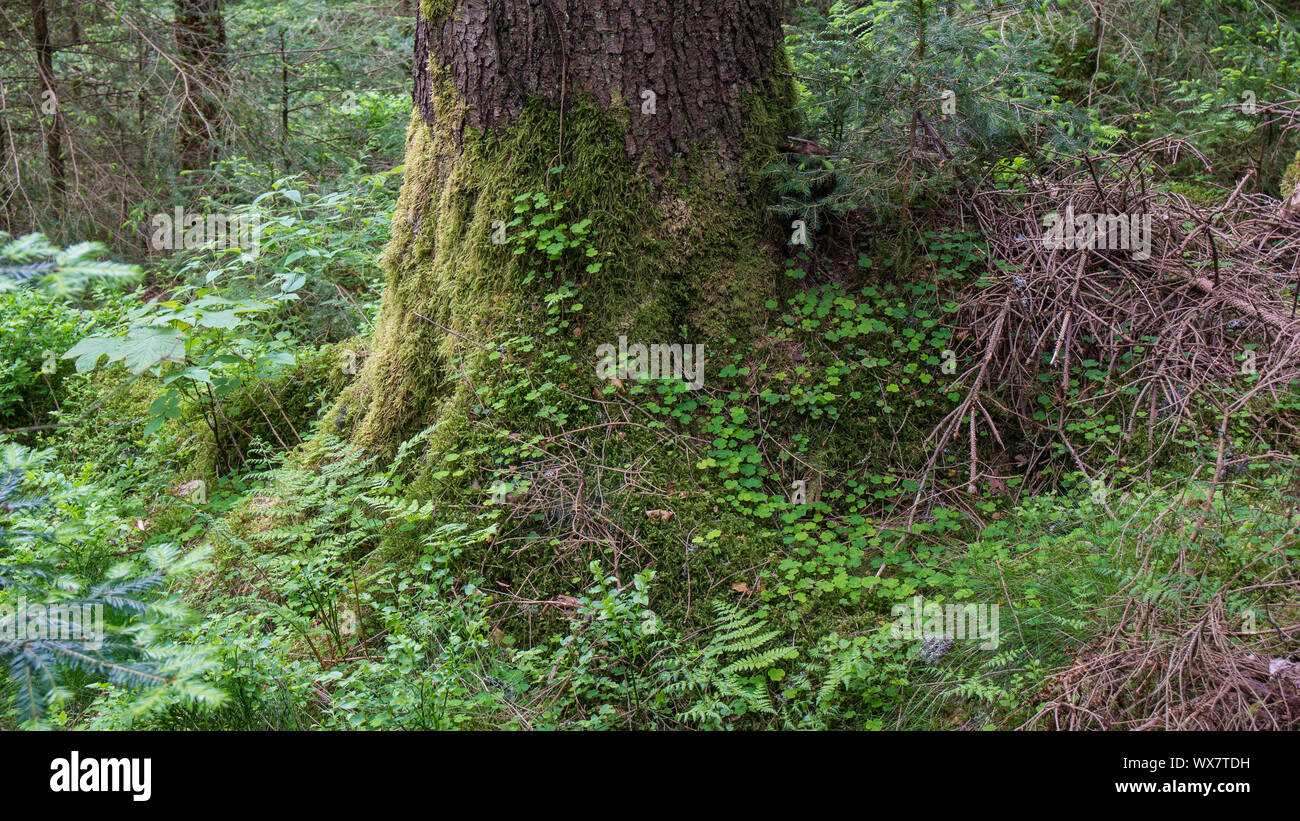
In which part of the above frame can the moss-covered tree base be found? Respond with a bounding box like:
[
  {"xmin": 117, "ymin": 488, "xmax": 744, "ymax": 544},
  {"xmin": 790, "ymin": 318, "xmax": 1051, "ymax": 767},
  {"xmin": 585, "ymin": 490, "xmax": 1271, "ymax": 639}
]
[{"xmin": 327, "ymin": 62, "xmax": 797, "ymax": 457}]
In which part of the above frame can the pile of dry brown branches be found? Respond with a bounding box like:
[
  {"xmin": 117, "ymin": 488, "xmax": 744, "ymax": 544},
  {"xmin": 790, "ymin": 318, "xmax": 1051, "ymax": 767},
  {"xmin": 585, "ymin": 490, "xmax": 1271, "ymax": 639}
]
[
  {"xmin": 918, "ymin": 137, "xmax": 1300, "ymax": 510},
  {"xmin": 1026, "ymin": 587, "xmax": 1300, "ymax": 730}
]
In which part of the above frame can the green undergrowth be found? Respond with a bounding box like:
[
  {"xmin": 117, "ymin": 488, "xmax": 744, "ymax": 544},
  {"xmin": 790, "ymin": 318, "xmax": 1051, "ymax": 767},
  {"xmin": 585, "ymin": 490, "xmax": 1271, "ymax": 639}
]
[
  {"xmin": 10, "ymin": 0, "xmax": 1300, "ymax": 732},
  {"xmin": 52, "ymin": 342, "xmax": 344, "ymax": 479},
  {"xmin": 71, "ymin": 415, "xmax": 1300, "ymax": 729},
  {"xmin": 23, "ymin": 198, "xmax": 1299, "ymax": 729},
  {"xmin": 131, "ymin": 195, "xmax": 1297, "ymax": 730}
]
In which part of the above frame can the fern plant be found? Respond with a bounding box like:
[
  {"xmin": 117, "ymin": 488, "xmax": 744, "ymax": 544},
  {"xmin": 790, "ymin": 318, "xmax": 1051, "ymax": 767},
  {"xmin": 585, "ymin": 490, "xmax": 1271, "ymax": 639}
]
[
  {"xmin": 659, "ymin": 600, "xmax": 798, "ymax": 728},
  {"xmin": 0, "ymin": 232, "xmax": 140, "ymax": 297},
  {"xmin": 0, "ymin": 445, "xmax": 222, "ymax": 726}
]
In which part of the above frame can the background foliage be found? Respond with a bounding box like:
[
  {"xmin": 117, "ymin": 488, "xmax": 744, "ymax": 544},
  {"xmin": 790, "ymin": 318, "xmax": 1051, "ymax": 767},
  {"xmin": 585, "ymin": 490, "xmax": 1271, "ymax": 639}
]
[{"xmin": 1, "ymin": 0, "xmax": 1298, "ymax": 729}]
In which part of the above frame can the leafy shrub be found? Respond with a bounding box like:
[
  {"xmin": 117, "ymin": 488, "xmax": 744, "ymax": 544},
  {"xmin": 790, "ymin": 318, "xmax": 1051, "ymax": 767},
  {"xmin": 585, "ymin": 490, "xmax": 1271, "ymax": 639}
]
[
  {"xmin": 0, "ymin": 233, "xmax": 140, "ymax": 429},
  {"xmin": 0, "ymin": 290, "xmax": 88, "ymax": 428}
]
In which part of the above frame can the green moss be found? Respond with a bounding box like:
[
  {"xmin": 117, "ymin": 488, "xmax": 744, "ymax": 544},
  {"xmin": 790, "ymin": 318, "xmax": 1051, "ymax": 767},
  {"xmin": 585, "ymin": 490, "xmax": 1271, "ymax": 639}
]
[
  {"xmin": 213, "ymin": 345, "xmax": 345, "ymax": 457},
  {"xmin": 54, "ymin": 344, "xmax": 342, "ymax": 485},
  {"xmin": 419, "ymin": 0, "xmax": 454, "ymax": 25},
  {"xmin": 296, "ymin": 44, "xmax": 803, "ymax": 633},
  {"xmin": 1284, "ymin": 150, "xmax": 1300, "ymax": 194},
  {"xmin": 1046, "ymin": 36, "xmax": 1116, "ymax": 104},
  {"xmin": 338, "ymin": 49, "xmax": 797, "ymax": 455},
  {"xmin": 53, "ymin": 370, "xmax": 188, "ymax": 469}
]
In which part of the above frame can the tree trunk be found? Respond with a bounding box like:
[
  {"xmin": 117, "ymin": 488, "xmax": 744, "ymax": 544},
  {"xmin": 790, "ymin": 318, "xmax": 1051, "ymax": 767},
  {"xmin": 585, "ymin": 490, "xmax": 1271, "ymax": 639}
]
[
  {"xmin": 0, "ymin": 73, "xmax": 13, "ymax": 234},
  {"xmin": 32, "ymin": 0, "xmax": 64, "ymax": 207},
  {"xmin": 175, "ymin": 0, "xmax": 225, "ymax": 171},
  {"xmin": 417, "ymin": 0, "xmax": 787, "ymax": 166},
  {"xmin": 336, "ymin": 0, "xmax": 796, "ymax": 451}
]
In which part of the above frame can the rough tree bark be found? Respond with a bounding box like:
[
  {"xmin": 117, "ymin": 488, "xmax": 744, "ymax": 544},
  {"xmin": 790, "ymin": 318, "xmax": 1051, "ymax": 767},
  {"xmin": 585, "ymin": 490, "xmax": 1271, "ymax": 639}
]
[
  {"xmin": 336, "ymin": 0, "xmax": 797, "ymax": 452},
  {"xmin": 175, "ymin": 0, "xmax": 225, "ymax": 171},
  {"xmin": 0, "ymin": 74, "xmax": 13, "ymax": 233},
  {"xmin": 417, "ymin": 0, "xmax": 786, "ymax": 166},
  {"xmin": 32, "ymin": 0, "xmax": 63, "ymax": 206}
]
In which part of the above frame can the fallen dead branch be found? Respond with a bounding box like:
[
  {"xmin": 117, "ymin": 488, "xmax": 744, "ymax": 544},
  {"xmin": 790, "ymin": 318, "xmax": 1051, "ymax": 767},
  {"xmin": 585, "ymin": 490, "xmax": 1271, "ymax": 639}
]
[
  {"xmin": 914, "ymin": 137, "xmax": 1300, "ymax": 515},
  {"xmin": 1026, "ymin": 591, "xmax": 1300, "ymax": 731}
]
